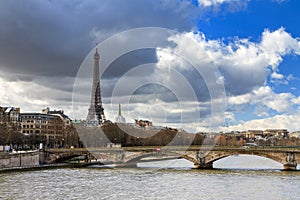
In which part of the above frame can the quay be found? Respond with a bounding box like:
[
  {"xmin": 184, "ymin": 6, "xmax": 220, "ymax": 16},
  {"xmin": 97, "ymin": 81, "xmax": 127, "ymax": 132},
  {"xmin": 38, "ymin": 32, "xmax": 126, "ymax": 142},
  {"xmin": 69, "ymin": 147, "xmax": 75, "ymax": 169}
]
[{"xmin": 0, "ymin": 150, "xmax": 107, "ymax": 173}]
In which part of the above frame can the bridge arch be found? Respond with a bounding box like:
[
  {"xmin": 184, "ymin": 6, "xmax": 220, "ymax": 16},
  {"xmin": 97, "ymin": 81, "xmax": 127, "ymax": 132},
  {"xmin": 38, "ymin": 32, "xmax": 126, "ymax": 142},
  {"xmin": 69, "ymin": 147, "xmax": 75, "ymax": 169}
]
[
  {"xmin": 45, "ymin": 150, "xmax": 96, "ymax": 164},
  {"xmin": 44, "ymin": 148, "xmax": 298, "ymax": 170},
  {"xmin": 54, "ymin": 154, "xmax": 86, "ymax": 163},
  {"xmin": 213, "ymin": 154, "xmax": 284, "ymax": 169},
  {"xmin": 204, "ymin": 151, "xmax": 285, "ymax": 167},
  {"xmin": 180, "ymin": 154, "xmax": 198, "ymax": 164},
  {"xmin": 125, "ymin": 152, "xmax": 158, "ymax": 163},
  {"xmin": 124, "ymin": 151, "xmax": 182, "ymax": 164}
]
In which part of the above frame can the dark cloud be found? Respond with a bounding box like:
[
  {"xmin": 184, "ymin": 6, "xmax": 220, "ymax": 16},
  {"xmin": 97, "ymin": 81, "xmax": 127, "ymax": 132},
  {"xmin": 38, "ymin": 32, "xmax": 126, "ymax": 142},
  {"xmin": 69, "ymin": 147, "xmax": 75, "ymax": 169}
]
[
  {"xmin": 220, "ymin": 67, "xmax": 269, "ymax": 96},
  {"xmin": 101, "ymin": 63, "xmax": 211, "ymax": 103},
  {"xmin": 0, "ymin": 1, "xmax": 90, "ymax": 77},
  {"xmin": 0, "ymin": 0, "xmax": 197, "ymax": 79},
  {"xmin": 0, "ymin": 0, "xmax": 228, "ymax": 130},
  {"xmin": 102, "ymin": 49, "xmax": 157, "ymax": 79},
  {"xmin": 131, "ymin": 84, "xmax": 178, "ymax": 103}
]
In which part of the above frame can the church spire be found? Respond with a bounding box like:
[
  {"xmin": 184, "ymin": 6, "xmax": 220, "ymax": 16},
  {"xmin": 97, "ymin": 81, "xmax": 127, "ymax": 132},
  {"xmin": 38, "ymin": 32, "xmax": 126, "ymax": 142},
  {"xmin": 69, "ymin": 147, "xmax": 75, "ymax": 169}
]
[
  {"xmin": 116, "ymin": 104, "xmax": 126, "ymax": 123},
  {"xmin": 118, "ymin": 104, "xmax": 121, "ymax": 116}
]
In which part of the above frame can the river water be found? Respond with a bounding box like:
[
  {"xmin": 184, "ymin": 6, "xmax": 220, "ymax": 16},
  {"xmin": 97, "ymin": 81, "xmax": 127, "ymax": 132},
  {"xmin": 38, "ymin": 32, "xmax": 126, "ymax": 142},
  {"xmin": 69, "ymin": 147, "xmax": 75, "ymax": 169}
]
[{"xmin": 0, "ymin": 155, "xmax": 299, "ymax": 200}]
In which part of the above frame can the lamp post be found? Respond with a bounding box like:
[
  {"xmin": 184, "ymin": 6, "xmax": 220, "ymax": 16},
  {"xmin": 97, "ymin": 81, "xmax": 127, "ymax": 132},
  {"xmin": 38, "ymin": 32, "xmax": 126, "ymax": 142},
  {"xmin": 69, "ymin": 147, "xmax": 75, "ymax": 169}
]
[{"xmin": 19, "ymin": 151, "xmax": 22, "ymax": 166}]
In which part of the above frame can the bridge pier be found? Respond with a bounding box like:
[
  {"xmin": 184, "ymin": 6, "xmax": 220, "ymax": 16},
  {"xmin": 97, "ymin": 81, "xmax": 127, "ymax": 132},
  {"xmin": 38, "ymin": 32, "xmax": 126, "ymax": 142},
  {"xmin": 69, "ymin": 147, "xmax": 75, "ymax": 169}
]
[
  {"xmin": 283, "ymin": 152, "xmax": 297, "ymax": 171},
  {"xmin": 193, "ymin": 163, "xmax": 213, "ymax": 169},
  {"xmin": 194, "ymin": 151, "xmax": 213, "ymax": 169},
  {"xmin": 283, "ymin": 164, "xmax": 297, "ymax": 171},
  {"xmin": 39, "ymin": 149, "xmax": 45, "ymax": 165}
]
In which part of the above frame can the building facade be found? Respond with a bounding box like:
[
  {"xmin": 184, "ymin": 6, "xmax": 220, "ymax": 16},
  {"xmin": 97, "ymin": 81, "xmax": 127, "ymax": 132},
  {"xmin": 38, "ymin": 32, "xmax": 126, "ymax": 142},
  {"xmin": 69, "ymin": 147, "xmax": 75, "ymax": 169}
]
[
  {"xmin": 135, "ymin": 119, "xmax": 153, "ymax": 129},
  {"xmin": 21, "ymin": 113, "xmax": 64, "ymax": 148},
  {"xmin": 0, "ymin": 106, "xmax": 22, "ymax": 145},
  {"xmin": 0, "ymin": 106, "xmax": 21, "ymax": 125},
  {"xmin": 42, "ymin": 107, "xmax": 72, "ymax": 127},
  {"xmin": 243, "ymin": 130, "xmax": 264, "ymax": 142},
  {"xmin": 263, "ymin": 129, "xmax": 289, "ymax": 138}
]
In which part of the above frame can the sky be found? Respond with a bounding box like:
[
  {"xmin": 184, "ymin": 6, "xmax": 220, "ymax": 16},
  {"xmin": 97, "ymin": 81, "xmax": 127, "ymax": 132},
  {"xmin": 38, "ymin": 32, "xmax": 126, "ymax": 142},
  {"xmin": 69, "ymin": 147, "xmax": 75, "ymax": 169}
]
[{"xmin": 1, "ymin": 0, "xmax": 300, "ymax": 132}]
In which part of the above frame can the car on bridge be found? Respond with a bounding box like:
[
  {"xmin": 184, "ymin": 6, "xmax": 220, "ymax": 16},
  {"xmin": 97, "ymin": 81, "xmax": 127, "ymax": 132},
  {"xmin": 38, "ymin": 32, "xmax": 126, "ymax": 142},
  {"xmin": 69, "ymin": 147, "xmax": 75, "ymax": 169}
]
[{"xmin": 241, "ymin": 143, "xmax": 259, "ymax": 149}]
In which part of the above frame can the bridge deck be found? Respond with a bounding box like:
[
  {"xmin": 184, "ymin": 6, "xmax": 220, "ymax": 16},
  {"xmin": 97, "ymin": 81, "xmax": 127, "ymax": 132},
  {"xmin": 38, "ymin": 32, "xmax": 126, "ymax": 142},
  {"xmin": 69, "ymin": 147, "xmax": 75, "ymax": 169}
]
[{"xmin": 45, "ymin": 146, "xmax": 300, "ymax": 153}]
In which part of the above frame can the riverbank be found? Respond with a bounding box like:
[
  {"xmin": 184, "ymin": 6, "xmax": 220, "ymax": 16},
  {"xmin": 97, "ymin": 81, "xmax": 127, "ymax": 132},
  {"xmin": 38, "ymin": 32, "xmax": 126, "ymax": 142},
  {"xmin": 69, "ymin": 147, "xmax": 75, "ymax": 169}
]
[{"xmin": 0, "ymin": 162, "xmax": 105, "ymax": 173}]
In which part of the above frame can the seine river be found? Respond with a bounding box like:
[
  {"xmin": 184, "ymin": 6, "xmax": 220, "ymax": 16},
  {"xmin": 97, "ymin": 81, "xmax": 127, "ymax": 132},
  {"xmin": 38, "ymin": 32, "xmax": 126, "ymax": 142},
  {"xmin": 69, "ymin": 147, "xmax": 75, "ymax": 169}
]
[{"xmin": 0, "ymin": 155, "xmax": 299, "ymax": 200}]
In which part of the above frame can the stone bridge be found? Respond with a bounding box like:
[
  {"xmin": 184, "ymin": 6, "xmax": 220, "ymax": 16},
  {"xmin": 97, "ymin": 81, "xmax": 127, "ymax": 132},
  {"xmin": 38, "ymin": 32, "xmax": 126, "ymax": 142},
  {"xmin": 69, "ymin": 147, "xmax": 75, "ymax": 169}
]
[{"xmin": 43, "ymin": 146, "xmax": 300, "ymax": 170}]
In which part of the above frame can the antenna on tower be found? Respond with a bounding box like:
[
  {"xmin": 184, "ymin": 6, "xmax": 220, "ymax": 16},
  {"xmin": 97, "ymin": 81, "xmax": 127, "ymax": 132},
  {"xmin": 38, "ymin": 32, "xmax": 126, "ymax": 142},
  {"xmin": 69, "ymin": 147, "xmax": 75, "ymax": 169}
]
[{"xmin": 95, "ymin": 42, "xmax": 99, "ymax": 54}]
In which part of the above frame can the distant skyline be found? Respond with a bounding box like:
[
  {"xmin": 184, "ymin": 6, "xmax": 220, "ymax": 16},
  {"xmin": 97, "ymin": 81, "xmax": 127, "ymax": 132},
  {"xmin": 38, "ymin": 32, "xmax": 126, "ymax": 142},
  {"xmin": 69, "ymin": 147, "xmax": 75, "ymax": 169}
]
[{"xmin": 1, "ymin": 0, "xmax": 300, "ymax": 132}]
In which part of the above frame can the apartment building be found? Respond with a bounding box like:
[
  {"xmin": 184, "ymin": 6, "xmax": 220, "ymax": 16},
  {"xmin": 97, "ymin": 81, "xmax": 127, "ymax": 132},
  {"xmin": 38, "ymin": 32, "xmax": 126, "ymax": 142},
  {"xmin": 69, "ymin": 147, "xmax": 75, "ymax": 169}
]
[{"xmin": 21, "ymin": 113, "xmax": 64, "ymax": 148}]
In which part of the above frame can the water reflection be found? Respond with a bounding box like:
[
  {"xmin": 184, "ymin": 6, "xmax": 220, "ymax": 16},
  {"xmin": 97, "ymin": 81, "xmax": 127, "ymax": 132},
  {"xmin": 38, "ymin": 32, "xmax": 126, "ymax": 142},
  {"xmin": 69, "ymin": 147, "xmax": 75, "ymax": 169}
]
[
  {"xmin": 0, "ymin": 155, "xmax": 299, "ymax": 200},
  {"xmin": 137, "ymin": 159, "xmax": 194, "ymax": 169},
  {"xmin": 0, "ymin": 167, "xmax": 299, "ymax": 200}
]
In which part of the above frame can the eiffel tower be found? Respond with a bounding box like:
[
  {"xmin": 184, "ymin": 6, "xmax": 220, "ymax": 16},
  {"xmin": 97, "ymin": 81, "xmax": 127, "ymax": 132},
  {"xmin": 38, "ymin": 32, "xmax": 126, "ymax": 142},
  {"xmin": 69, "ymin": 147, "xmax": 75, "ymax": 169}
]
[{"xmin": 86, "ymin": 48, "xmax": 106, "ymax": 125}]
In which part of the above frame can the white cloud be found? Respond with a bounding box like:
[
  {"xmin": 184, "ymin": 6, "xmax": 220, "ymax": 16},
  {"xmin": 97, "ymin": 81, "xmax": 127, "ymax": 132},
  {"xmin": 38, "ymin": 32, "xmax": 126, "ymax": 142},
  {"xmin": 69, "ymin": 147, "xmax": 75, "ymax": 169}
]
[
  {"xmin": 227, "ymin": 93, "xmax": 251, "ymax": 105},
  {"xmin": 270, "ymin": 72, "xmax": 284, "ymax": 80},
  {"xmin": 198, "ymin": 0, "xmax": 243, "ymax": 7},
  {"xmin": 0, "ymin": 75, "xmax": 73, "ymax": 114},
  {"xmin": 180, "ymin": 28, "xmax": 300, "ymax": 104},
  {"xmin": 252, "ymin": 86, "xmax": 294, "ymax": 113},
  {"xmin": 227, "ymin": 85, "xmax": 300, "ymax": 116},
  {"xmin": 198, "ymin": 0, "xmax": 287, "ymax": 8},
  {"xmin": 291, "ymin": 96, "xmax": 300, "ymax": 105},
  {"xmin": 135, "ymin": 28, "xmax": 300, "ymax": 131},
  {"xmin": 2, "ymin": 26, "xmax": 300, "ymax": 133},
  {"xmin": 156, "ymin": 48, "xmax": 187, "ymax": 71},
  {"xmin": 222, "ymin": 112, "xmax": 300, "ymax": 132},
  {"xmin": 260, "ymin": 27, "xmax": 300, "ymax": 70}
]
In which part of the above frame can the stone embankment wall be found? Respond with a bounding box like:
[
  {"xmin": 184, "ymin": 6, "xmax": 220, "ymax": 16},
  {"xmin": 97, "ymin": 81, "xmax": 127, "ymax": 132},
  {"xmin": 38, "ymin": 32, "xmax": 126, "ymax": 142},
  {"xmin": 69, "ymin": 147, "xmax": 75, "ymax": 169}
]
[{"xmin": 0, "ymin": 152, "xmax": 39, "ymax": 168}]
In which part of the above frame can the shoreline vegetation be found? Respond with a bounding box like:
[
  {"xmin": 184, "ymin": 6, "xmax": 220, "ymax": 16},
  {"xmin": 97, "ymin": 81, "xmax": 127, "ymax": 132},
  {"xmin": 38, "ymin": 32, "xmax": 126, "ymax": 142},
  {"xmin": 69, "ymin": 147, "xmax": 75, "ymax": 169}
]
[{"xmin": 78, "ymin": 123, "xmax": 300, "ymax": 147}]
